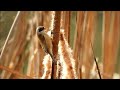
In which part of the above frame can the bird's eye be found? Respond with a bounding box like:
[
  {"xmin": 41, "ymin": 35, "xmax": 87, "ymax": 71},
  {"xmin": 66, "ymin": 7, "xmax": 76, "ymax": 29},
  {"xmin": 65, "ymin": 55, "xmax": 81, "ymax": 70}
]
[
  {"xmin": 38, "ymin": 28, "xmax": 42, "ymax": 32},
  {"xmin": 38, "ymin": 27, "xmax": 44, "ymax": 32}
]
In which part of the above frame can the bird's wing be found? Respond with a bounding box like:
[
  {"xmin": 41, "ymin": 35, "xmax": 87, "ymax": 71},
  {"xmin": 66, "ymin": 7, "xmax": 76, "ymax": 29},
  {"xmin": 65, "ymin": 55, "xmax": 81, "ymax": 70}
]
[{"xmin": 39, "ymin": 34, "xmax": 48, "ymax": 53}]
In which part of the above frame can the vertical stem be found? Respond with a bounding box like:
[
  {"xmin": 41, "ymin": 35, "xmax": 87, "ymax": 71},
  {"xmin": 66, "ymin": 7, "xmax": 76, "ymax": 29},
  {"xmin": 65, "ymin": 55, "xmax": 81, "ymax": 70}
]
[
  {"xmin": 51, "ymin": 11, "xmax": 61, "ymax": 79},
  {"xmin": 83, "ymin": 11, "xmax": 97, "ymax": 79},
  {"xmin": 73, "ymin": 11, "xmax": 84, "ymax": 79},
  {"xmin": 103, "ymin": 11, "xmax": 120, "ymax": 79},
  {"xmin": 64, "ymin": 11, "xmax": 71, "ymax": 44}
]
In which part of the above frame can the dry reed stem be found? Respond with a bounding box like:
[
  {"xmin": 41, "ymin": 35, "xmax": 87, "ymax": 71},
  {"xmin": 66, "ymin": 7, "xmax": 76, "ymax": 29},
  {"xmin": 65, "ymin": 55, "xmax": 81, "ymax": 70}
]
[
  {"xmin": 0, "ymin": 13, "xmax": 20, "ymax": 67},
  {"xmin": 58, "ymin": 30, "xmax": 77, "ymax": 79},
  {"xmin": 90, "ymin": 42, "xmax": 102, "ymax": 79},
  {"xmin": 12, "ymin": 46, "xmax": 30, "ymax": 79},
  {"xmin": 27, "ymin": 40, "xmax": 38, "ymax": 78},
  {"xmin": 83, "ymin": 11, "xmax": 97, "ymax": 78},
  {"xmin": 31, "ymin": 17, "xmax": 40, "ymax": 78},
  {"xmin": 10, "ymin": 55, "xmax": 25, "ymax": 79},
  {"xmin": 75, "ymin": 11, "xmax": 97, "ymax": 79},
  {"xmin": 9, "ymin": 13, "xmax": 28, "ymax": 78},
  {"xmin": 43, "ymin": 11, "xmax": 51, "ymax": 30},
  {"xmin": 41, "ymin": 54, "xmax": 52, "ymax": 79},
  {"xmin": 8, "ymin": 12, "xmax": 29, "ymax": 79},
  {"xmin": 63, "ymin": 11, "xmax": 70, "ymax": 43},
  {"xmin": 0, "ymin": 11, "xmax": 20, "ymax": 60},
  {"xmin": 103, "ymin": 11, "xmax": 120, "ymax": 79},
  {"xmin": 32, "ymin": 38, "xmax": 39, "ymax": 78},
  {"xmin": 73, "ymin": 11, "xmax": 85, "ymax": 79},
  {"xmin": 0, "ymin": 64, "xmax": 33, "ymax": 79},
  {"xmin": 35, "ymin": 11, "xmax": 43, "ymax": 27},
  {"xmin": 0, "ymin": 12, "xmax": 28, "ymax": 79},
  {"xmin": 52, "ymin": 11, "xmax": 61, "ymax": 79},
  {"xmin": 102, "ymin": 11, "xmax": 111, "ymax": 78},
  {"xmin": 8, "ymin": 12, "xmax": 28, "ymax": 79},
  {"xmin": 49, "ymin": 11, "xmax": 55, "ymax": 31},
  {"xmin": 60, "ymin": 11, "xmax": 65, "ymax": 29},
  {"xmin": 77, "ymin": 11, "xmax": 88, "ymax": 78}
]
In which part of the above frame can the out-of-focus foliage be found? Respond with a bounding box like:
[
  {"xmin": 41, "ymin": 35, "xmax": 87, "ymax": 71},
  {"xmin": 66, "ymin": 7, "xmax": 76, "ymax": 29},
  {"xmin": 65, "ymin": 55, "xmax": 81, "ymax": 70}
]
[
  {"xmin": 0, "ymin": 11, "xmax": 120, "ymax": 79},
  {"xmin": 0, "ymin": 11, "xmax": 17, "ymax": 49}
]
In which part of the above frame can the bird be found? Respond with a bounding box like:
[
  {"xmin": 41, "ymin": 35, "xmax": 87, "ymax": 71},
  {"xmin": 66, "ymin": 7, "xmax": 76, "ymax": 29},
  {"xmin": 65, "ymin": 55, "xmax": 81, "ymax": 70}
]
[{"xmin": 36, "ymin": 26, "xmax": 56, "ymax": 64}]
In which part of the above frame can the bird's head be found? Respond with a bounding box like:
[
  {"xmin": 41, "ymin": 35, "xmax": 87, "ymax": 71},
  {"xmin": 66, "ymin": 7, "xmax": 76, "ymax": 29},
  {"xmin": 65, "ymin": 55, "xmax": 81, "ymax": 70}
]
[{"xmin": 36, "ymin": 26, "xmax": 45, "ymax": 35}]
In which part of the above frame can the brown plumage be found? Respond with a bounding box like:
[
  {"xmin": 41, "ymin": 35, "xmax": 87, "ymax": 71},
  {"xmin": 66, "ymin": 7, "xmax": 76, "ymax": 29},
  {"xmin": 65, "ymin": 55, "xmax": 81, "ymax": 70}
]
[{"xmin": 36, "ymin": 26, "xmax": 55, "ymax": 63}]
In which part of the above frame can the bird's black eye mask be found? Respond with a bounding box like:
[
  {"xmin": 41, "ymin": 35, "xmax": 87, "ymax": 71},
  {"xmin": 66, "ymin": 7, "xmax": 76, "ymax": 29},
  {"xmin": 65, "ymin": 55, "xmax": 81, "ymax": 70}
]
[{"xmin": 38, "ymin": 26, "xmax": 45, "ymax": 32}]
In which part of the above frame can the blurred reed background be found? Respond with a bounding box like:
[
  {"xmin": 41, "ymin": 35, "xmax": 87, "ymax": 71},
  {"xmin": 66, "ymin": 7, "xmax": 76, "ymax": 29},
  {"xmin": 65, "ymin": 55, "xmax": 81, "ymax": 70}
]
[{"xmin": 0, "ymin": 11, "xmax": 120, "ymax": 79}]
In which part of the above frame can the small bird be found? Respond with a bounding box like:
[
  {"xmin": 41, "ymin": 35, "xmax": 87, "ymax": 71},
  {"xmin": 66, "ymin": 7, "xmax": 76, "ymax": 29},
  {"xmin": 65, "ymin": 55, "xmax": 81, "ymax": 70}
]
[{"xmin": 36, "ymin": 26, "xmax": 55, "ymax": 63}]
